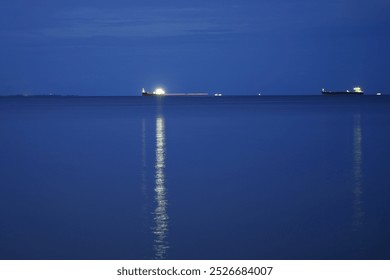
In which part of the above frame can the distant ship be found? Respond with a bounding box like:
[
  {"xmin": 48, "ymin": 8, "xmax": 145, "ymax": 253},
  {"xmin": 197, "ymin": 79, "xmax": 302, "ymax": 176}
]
[
  {"xmin": 322, "ymin": 87, "xmax": 364, "ymax": 95},
  {"xmin": 142, "ymin": 88, "xmax": 165, "ymax": 96},
  {"xmin": 141, "ymin": 88, "xmax": 208, "ymax": 96}
]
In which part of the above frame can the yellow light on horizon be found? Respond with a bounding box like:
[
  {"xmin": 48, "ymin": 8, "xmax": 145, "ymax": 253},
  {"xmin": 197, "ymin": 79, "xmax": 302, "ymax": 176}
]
[{"xmin": 154, "ymin": 88, "xmax": 166, "ymax": 95}]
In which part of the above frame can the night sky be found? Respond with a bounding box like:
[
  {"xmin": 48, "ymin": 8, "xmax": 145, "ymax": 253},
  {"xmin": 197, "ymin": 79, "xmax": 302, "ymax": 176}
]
[{"xmin": 1, "ymin": 0, "xmax": 389, "ymax": 96}]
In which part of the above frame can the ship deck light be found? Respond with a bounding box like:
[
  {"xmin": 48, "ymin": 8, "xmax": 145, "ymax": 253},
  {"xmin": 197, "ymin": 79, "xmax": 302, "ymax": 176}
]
[{"xmin": 153, "ymin": 88, "xmax": 166, "ymax": 95}]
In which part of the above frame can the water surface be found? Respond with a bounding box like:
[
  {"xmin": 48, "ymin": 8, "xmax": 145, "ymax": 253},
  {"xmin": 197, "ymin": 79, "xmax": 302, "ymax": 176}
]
[{"xmin": 1, "ymin": 96, "xmax": 390, "ymax": 259}]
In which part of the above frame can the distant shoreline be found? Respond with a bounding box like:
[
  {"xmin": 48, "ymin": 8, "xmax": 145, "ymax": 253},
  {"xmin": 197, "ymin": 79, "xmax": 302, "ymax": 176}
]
[{"xmin": 0, "ymin": 93, "xmax": 387, "ymax": 97}]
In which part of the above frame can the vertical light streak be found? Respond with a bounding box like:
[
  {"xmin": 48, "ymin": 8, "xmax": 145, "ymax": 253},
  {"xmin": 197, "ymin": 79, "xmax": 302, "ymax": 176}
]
[
  {"xmin": 353, "ymin": 114, "xmax": 363, "ymax": 230},
  {"xmin": 153, "ymin": 116, "xmax": 169, "ymax": 259}
]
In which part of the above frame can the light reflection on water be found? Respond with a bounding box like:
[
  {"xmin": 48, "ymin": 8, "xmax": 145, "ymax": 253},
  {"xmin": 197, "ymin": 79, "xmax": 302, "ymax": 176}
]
[
  {"xmin": 153, "ymin": 116, "xmax": 169, "ymax": 259},
  {"xmin": 352, "ymin": 113, "xmax": 365, "ymax": 257},
  {"xmin": 353, "ymin": 114, "xmax": 363, "ymax": 230}
]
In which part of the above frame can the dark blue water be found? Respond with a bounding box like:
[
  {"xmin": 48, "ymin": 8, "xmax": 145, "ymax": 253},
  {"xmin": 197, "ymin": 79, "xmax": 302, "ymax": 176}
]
[{"xmin": 1, "ymin": 95, "xmax": 390, "ymax": 260}]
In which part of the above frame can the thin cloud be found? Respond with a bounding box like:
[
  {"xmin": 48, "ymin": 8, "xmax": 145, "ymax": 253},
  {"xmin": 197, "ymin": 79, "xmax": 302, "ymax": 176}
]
[
  {"xmin": 25, "ymin": 1, "xmax": 390, "ymax": 40},
  {"xmin": 40, "ymin": 7, "xmax": 247, "ymax": 38}
]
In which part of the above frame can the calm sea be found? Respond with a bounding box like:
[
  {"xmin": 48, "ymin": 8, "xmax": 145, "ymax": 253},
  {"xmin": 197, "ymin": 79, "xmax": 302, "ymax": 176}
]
[{"xmin": 1, "ymin": 95, "xmax": 390, "ymax": 260}]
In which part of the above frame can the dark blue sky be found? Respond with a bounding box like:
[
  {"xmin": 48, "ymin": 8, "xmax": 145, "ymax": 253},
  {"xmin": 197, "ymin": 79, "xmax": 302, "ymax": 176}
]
[{"xmin": 1, "ymin": 0, "xmax": 389, "ymax": 95}]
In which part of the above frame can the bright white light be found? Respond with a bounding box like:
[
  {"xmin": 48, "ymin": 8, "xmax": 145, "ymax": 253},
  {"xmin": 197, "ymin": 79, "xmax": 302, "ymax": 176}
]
[{"xmin": 154, "ymin": 88, "xmax": 166, "ymax": 95}]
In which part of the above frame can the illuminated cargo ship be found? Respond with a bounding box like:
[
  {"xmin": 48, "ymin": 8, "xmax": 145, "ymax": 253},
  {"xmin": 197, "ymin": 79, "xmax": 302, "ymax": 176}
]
[
  {"xmin": 322, "ymin": 87, "xmax": 364, "ymax": 95},
  {"xmin": 141, "ymin": 88, "xmax": 208, "ymax": 96},
  {"xmin": 142, "ymin": 88, "xmax": 166, "ymax": 96}
]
